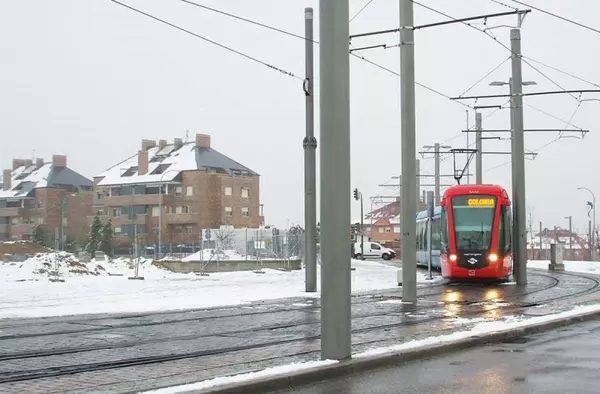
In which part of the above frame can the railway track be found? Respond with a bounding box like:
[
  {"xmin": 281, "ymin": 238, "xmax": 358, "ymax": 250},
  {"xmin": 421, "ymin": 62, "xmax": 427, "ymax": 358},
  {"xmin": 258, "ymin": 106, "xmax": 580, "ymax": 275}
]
[{"xmin": 0, "ymin": 270, "xmax": 597, "ymax": 386}]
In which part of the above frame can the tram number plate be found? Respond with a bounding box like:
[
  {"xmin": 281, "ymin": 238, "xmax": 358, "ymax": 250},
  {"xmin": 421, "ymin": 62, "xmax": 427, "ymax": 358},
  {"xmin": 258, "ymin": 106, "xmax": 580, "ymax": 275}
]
[{"xmin": 468, "ymin": 270, "xmax": 476, "ymax": 277}]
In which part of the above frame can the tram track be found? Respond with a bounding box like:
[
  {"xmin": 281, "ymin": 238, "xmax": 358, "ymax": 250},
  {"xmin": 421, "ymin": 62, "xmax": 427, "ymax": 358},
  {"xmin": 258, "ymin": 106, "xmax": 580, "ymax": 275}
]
[{"xmin": 0, "ymin": 270, "xmax": 597, "ymax": 385}]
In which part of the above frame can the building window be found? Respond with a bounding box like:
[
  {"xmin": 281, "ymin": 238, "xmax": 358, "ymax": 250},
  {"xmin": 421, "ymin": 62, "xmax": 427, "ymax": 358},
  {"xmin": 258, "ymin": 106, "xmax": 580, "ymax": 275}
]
[
  {"xmin": 175, "ymin": 206, "xmax": 182, "ymax": 214},
  {"xmin": 11, "ymin": 217, "xmax": 20, "ymax": 225},
  {"xmin": 384, "ymin": 227, "xmax": 392, "ymax": 233},
  {"xmin": 175, "ymin": 186, "xmax": 182, "ymax": 196},
  {"xmin": 393, "ymin": 226, "xmax": 400, "ymax": 233},
  {"xmin": 150, "ymin": 163, "xmax": 171, "ymax": 175},
  {"xmin": 37, "ymin": 201, "xmax": 43, "ymax": 208},
  {"xmin": 152, "ymin": 206, "xmax": 160, "ymax": 216},
  {"xmin": 186, "ymin": 186, "xmax": 193, "ymax": 196},
  {"xmin": 224, "ymin": 186, "xmax": 232, "ymax": 196},
  {"xmin": 184, "ymin": 226, "xmax": 193, "ymax": 234},
  {"xmin": 241, "ymin": 207, "xmax": 249, "ymax": 217},
  {"xmin": 112, "ymin": 208, "xmax": 122, "ymax": 217},
  {"xmin": 121, "ymin": 166, "xmax": 138, "ymax": 177},
  {"xmin": 378, "ymin": 227, "xmax": 384, "ymax": 233},
  {"xmin": 241, "ymin": 188, "xmax": 249, "ymax": 198},
  {"xmin": 225, "ymin": 206, "xmax": 233, "ymax": 217},
  {"xmin": 114, "ymin": 227, "xmax": 122, "ymax": 234}
]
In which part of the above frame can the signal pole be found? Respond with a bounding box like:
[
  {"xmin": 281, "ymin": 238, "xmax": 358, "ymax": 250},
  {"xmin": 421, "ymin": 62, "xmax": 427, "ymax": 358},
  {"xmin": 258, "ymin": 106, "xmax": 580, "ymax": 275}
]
[
  {"xmin": 400, "ymin": 0, "xmax": 417, "ymax": 303},
  {"xmin": 511, "ymin": 28, "xmax": 528, "ymax": 285},
  {"xmin": 354, "ymin": 188, "xmax": 365, "ymax": 260},
  {"xmin": 319, "ymin": 0, "xmax": 351, "ymax": 361},
  {"xmin": 303, "ymin": 7, "xmax": 317, "ymax": 293}
]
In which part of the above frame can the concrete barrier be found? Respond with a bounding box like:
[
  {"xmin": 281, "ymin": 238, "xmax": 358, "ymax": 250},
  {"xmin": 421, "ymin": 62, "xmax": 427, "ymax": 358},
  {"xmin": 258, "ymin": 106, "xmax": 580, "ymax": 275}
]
[{"xmin": 154, "ymin": 259, "xmax": 303, "ymax": 274}]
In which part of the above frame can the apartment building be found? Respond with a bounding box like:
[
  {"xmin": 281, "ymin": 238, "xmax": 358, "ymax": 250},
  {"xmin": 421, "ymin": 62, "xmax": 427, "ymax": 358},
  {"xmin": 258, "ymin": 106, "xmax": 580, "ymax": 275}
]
[
  {"xmin": 92, "ymin": 133, "xmax": 262, "ymax": 246},
  {"xmin": 0, "ymin": 155, "xmax": 93, "ymax": 242}
]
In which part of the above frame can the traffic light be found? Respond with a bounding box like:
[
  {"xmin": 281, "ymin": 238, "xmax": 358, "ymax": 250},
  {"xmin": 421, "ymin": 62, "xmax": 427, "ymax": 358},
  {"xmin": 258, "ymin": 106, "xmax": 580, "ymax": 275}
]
[{"xmin": 353, "ymin": 188, "xmax": 359, "ymax": 200}]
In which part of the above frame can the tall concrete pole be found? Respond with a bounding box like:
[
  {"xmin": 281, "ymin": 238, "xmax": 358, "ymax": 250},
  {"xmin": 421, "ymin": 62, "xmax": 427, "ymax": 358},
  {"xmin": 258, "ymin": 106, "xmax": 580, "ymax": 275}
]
[
  {"xmin": 303, "ymin": 7, "xmax": 317, "ymax": 293},
  {"xmin": 416, "ymin": 159, "xmax": 421, "ymax": 209},
  {"xmin": 434, "ymin": 143, "xmax": 440, "ymax": 206},
  {"xmin": 511, "ymin": 28, "xmax": 527, "ymax": 285},
  {"xmin": 567, "ymin": 215, "xmax": 572, "ymax": 255},
  {"xmin": 319, "ymin": 0, "xmax": 351, "ymax": 360},
  {"xmin": 475, "ymin": 112, "xmax": 483, "ymax": 184},
  {"xmin": 400, "ymin": 0, "xmax": 417, "ymax": 303}
]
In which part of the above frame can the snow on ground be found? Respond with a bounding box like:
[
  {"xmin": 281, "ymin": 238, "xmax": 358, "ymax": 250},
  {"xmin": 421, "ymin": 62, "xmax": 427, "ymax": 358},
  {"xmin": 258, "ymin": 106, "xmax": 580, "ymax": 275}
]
[
  {"xmin": 146, "ymin": 303, "xmax": 600, "ymax": 394},
  {"xmin": 529, "ymin": 260, "xmax": 600, "ymax": 274},
  {"xmin": 0, "ymin": 252, "xmax": 439, "ymax": 319}
]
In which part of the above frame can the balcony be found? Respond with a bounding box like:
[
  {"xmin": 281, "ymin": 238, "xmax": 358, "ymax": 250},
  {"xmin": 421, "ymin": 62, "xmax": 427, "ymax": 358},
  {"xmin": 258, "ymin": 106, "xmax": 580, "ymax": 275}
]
[
  {"xmin": 111, "ymin": 214, "xmax": 148, "ymax": 226},
  {"xmin": 100, "ymin": 194, "xmax": 178, "ymax": 207},
  {"xmin": 164, "ymin": 213, "xmax": 198, "ymax": 224},
  {"xmin": 0, "ymin": 207, "xmax": 22, "ymax": 217}
]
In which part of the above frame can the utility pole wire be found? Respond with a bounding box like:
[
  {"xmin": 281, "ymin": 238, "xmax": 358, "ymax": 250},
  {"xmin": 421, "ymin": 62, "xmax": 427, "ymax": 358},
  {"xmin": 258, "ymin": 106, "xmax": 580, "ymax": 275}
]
[
  {"xmin": 350, "ymin": 0, "xmax": 378, "ymax": 23},
  {"xmin": 458, "ymin": 56, "xmax": 511, "ymax": 97},
  {"xmin": 179, "ymin": 0, "xmax": 316, "ymax": 43},
  {"xmin": 522, "ymin": 56, "xmax": 600, "ymax": 89},
  {"xmin": 411, "ymin": 1, "xmax": 585, "ymax": 104},
  {"xmin": 510, "ymin": 0, "xmax": 600, "ymax": 35},
  {"xmin": 349, "ymin": 52, "xmax": 474, "ymax": 109},
  {"xmin": 108, "ymin": 0, "xmax": 302, "ymax": 80}
]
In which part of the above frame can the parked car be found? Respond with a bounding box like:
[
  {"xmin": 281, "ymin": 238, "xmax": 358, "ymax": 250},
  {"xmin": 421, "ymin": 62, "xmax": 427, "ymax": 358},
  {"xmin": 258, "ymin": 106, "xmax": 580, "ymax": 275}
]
[{"xmin": 353, "ymin": 241, "xmax": 396, "ymax": 260}]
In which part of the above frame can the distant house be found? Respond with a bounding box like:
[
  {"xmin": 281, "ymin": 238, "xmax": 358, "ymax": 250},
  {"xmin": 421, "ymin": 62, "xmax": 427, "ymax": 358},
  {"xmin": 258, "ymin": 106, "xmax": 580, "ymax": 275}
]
[
  {"xmin": 528, "ymin": 226, "xmax": 593, "ymax": 261},
  {"xmin": 0, "ymin": 156, "xmax": 93, "ymax": 242}
]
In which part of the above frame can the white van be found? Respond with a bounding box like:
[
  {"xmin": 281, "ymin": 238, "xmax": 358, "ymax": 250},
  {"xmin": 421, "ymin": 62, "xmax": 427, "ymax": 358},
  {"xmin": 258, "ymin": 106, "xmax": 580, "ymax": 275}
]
[{"xmin": 353, "ymin": 241, "xmax": 397, "ymax": 261}]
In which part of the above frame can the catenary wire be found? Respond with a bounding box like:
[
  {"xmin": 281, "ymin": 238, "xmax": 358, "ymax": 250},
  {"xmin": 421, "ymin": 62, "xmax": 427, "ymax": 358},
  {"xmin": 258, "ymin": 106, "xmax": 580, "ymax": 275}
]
[
  {"xmin": 350, "ymin": 0, "xmax": 378, "ymax": 23},
  {"xmin": 510, "ymin": 0, "xmax": 600, "ymax": 35},
  {"xmin": 458, "ymin": 56, "xmax": 511, "ymax": 97},
  {"xmin": 108, "ymin": 0, "xmax": 303, "ymax": 80},
  {"xmin": 179, "ymin": 0, "xmax": 316, "ymax": 43}
]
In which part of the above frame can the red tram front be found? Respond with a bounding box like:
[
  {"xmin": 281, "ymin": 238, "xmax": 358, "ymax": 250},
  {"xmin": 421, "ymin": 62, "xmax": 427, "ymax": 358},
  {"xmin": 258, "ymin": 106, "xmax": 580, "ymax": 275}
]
[{"xmin": 440, "ymin": 184, "xmax": 513, "ymax": 280}]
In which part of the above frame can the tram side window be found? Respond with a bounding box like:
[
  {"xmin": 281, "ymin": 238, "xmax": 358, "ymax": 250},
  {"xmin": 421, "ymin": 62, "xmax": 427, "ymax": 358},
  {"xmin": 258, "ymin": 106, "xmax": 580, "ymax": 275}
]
[
  {"xmin": 432, "ymin": 217, "xmax": 441, "ymax": 249},
  {"xmin": 440, "ymin": 207, "xmax": 448, "ymax": 250},
  {"xmin": 498, "ymin": 206, "xmax": 512, "ymax": 251},
  {"xmin": 416, "ymin": 221, "xmax": 423, "ymax": 250},
  {"xmin": 423, "ymin": 220, "xmax": 428, "ymax": 250}
]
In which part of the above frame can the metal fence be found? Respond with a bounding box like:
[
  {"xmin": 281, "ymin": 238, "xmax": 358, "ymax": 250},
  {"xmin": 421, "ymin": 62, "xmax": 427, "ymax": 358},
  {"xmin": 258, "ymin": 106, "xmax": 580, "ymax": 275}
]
[{"xmin": 115, "ymin": 227, "xmax": 306, "ymax": 261}]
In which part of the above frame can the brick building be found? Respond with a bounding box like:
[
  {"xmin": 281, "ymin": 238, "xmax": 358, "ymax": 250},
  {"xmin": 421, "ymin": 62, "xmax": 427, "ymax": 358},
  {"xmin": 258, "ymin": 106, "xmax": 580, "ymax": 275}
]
[
  {"xmin": 0, "ymin": 155, "xmax": 93, "ymax": 243},
  {"xmin": 92, "ymin": 133, "xmax": 262, "ymax": 248}
]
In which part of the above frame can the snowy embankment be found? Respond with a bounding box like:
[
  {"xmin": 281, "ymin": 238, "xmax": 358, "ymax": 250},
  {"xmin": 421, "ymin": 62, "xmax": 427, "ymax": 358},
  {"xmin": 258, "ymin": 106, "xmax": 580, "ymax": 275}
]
[
  {"xmin": 528, "ymin": 260, "xmax": 600, "ymax": 274},
  {"xmin": 0, "ymin": 252, "xmax": 439, "ymax": 319}
]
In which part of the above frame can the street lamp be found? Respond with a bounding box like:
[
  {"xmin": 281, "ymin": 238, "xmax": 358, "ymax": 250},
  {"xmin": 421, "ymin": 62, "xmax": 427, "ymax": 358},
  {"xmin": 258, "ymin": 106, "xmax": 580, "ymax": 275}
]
[
  {"xmin": 489, "ymin": 80, "xmax": 538, "ymax": 87},
  {"xmin": 577, "ymin": 187, "xmax": 596, "ymax": 261}
]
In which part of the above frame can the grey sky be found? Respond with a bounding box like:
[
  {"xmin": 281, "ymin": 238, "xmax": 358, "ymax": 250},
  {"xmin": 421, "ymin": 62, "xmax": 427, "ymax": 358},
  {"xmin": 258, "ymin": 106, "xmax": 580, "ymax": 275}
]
[{"xmin": 1, "ymin": 0, "xmax": 598, "ymax": 232}]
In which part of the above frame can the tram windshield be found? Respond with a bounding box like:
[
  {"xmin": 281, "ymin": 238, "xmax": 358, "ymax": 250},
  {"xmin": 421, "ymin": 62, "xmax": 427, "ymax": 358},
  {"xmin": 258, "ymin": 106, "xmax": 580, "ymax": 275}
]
[{"xmin": 451, "ymin": 195, "xmax": 496, "ymax": 250}]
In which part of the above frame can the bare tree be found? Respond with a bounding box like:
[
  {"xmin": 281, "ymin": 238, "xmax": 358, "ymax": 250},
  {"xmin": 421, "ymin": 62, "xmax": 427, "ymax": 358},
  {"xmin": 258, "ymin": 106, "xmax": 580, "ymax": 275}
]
[{"xmin": 215, "ymin": 226, "xmax": 236, "ymax": 251}]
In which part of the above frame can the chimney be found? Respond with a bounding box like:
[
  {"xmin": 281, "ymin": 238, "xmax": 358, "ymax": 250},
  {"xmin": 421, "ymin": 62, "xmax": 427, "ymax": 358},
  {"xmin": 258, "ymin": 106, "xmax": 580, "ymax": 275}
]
[
  {"xmin": 35, "ymin": 158, "xmax": 44, "ymax": 169},
  {"xmin": 12, "ymin": 159, "xmax": 26, "ymax": 170},
  {"xmin": 195, "ymin": 133, "xmax": 211, "ymax": 149},
  {"xmin": 52, "ymin": 155, "xmax": 67, "ymax": 168},
  {"xmin": 2, "ymin": 169, "xmax": 11, "ymax": 191},
  {"xmin": 174, "ymin": 138, "xmax": 183, "ymax": 150},
  {"xmin": 141, "ymin": 139, "xmax": 156, "ymax": 151},
  {"xmin": 158, "ymin": 139, "xmax": 167, "ymax": 150},
  {"xmin": 138, "ymin": 150, "xmax": 149, "ymax": 175}
]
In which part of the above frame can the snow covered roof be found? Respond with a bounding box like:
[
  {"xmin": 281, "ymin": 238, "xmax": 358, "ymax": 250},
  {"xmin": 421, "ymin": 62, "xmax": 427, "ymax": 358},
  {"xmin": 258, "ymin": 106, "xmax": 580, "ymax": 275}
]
[
  {"xmin": 0, "ymin": 162, "xmax": 93, "ymax": 200},
  {"xmin": 95, "ymin": 141, "xmax": 258, "ymax": 187}
]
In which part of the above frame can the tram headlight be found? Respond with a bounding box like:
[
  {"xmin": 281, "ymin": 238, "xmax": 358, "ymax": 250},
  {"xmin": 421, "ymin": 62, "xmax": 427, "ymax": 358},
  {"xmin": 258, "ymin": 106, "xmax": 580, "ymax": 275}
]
[
  {"xmin": 449, "ymin": 254, "xmax": 457, "ymax": 262},
  {"xmin": 488, "ymin": 253, "xmax": 498, "ymax": 263}
]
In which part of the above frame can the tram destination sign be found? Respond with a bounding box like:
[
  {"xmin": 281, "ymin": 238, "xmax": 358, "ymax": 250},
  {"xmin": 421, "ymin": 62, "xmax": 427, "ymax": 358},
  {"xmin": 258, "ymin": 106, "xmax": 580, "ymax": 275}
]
[{"xmin": 452, "ymin": 195, "xmax": 496, "ymax": 207}]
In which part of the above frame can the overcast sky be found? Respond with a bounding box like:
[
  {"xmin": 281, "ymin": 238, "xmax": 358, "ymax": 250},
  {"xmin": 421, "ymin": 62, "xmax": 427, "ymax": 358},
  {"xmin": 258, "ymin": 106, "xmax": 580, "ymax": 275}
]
[{"xmin": 1, "ymin": 0, "xmax": 599, "ymax": 233}]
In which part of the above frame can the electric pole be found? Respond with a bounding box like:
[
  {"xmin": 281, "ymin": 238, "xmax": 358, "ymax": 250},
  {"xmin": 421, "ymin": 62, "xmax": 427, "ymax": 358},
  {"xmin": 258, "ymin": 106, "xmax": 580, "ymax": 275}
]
[
  {"xmin": 319, "ymin": 0, "xmax": 351, "ymax": 361},
  {"xmin": 511, "ymin": 28, "xmax": 528, "ymax": 285},
  {"xmin": 565, "ymin": 215, "xmax": 572, "ymax": 256},
  {"xmin": 303, "ymin": 7, "xmax": 317, "ymax": 293},
  {"xmin": 475, "ymin": 112, "xmax": 483, "ymax": 184},
  {"xmin": 400, "ymin": 0, "xmax": 417, "ymax": 303},
  {"xmin": 416, "ymin": 159, "xmax": 421, "ymax": 208}
]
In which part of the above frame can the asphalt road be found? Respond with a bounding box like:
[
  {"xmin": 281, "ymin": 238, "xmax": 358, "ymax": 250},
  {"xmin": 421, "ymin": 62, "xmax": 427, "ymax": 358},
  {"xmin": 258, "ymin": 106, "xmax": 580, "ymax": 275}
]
[{"xmin": 272, "ymin": 318, "xmax": 600, "ymax": 394}]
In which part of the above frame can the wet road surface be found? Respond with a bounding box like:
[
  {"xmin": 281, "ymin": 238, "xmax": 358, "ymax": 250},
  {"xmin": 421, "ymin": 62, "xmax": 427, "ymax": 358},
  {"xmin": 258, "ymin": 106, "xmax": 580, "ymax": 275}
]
[
  {"xmin": 273, "ymin": 318, "xmax": 600, "ymax": 394},
  {"xmin": 0, "ymin": 269, "xmax": 598, "ymax": 393}
]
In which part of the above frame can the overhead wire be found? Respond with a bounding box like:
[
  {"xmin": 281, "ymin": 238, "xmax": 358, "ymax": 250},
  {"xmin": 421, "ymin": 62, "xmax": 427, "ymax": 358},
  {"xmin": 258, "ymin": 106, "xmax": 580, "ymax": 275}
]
[
  {"xmin": 458, "ymin": 56, "xmax": 511, "ymax": 98},
  {"xmin": 108, "ymin": 0, "xmax": 303, "ymax": 80},
  {"xmin": 179, "ymin": 0, "xmax": 316, "ymax": 43},
  {"xmin": 350, "ymin": 0, "xmax": 378, "ymax": 23},
  {"xmin": 510, "ymin": 0, "xmax": 600, "ymax": 35}
]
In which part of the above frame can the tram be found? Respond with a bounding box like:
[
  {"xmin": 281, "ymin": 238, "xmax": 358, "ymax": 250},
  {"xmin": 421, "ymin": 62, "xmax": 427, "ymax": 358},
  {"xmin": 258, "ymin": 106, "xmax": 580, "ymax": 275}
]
[{"xmin": 416, "ymin": 184, "xmax": 513, "ymax": 281}]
